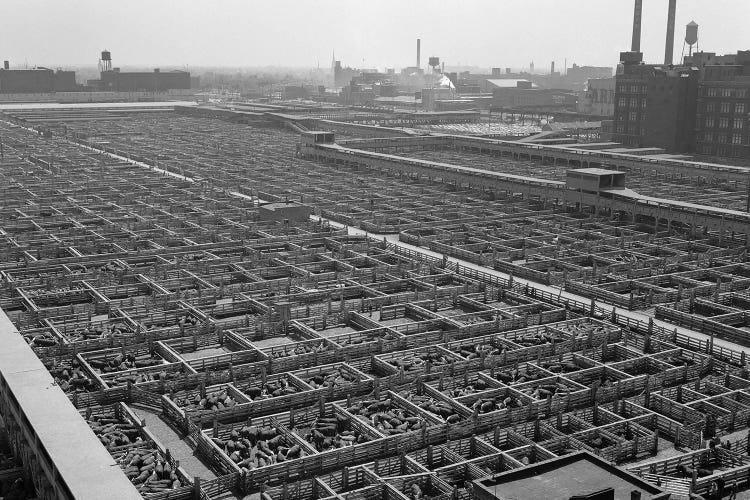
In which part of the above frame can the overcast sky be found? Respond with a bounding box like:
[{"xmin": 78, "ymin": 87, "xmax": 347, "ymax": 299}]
[{"xmin": 2, "ymin": 0, "xmax": 748, "ymax": 71}]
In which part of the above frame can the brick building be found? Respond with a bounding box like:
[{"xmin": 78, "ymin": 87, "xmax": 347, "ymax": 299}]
[
  {"xmin": 0, "ymin": 68, "xmax": 55, "ymax": 93},
  {"xmin": 491, "ymin": 80, "xmax": 577, "ymax": 110},
  {"xmin": 612, "ymin": 52, "xmax": 699, "ymax": 152},
  {"xmin": 0, "ymin": 67, "xmax": 80, "ymax": 93},
  {"xmin": 98, "ymin": 69, "xmax": 190, "ymax": 92},
  {"xmin": 577, "ymin": 77, "xmax": 615, "ymax": 116},
  {"xmin": 693, "ymin": 51, "xmax": 750, "ymax": 159}
]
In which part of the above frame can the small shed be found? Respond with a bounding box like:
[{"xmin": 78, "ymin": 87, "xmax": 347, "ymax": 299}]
[
  {"xmin": 301, "ymin": 130, "xmax": 335, "ymax": 145},
  {"xmin": 566, "ymin": 168, "xmax": 626, "ymax": 193},
  {"xmin": 258, "ymin": 201, "xmax": 312, "ymax": 223}
]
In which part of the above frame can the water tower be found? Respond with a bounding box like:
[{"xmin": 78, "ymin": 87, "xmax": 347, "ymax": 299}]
[
  {"xmin": 99, "ymin": 50, "xmax": 112, "ymax": 72},
  {"xmin": 685, "ymin": 21, "xmax": 698, "ymax": 56},
  {"xmin": 428, "ymin": 56, "xmax": 440, "ymax": 73}
]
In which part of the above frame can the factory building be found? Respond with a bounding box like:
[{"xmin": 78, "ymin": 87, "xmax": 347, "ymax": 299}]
[
  {"xmin": 577, "ymin": 77, "xmax": 615, "ymax": 116},
  {"xmin": 612, "ymin": 56, "xmax": 699, "ymax": 152},
  {"xmin": 0, "ymin": 67, "xmax": 79, "ymax": 93},
  {"xmin": 613, "ymin": 1, "xmax": 750, "ymax": 158},
  {"xmin": 693, "ymin": 50, "xmax": 750, "ymax": 159},
  {"xmin": 84, "ymin": 51, "xmax": 190, "ymax": 92},
  {"xmin": 613, "ymin": 2, "xmax": 750, "ymax": 158},
  {"xmin": 97, "ymin": 69, "xmax": 190, "ymax": 92},
  {"xmin": 53, "ymin": 70, "xmax": 78, "ymax": 91},
  {"xmin": 565, "ymin": 64, "xmax": 613, "ymax": 82},
  {"xmin": 0, "ymin": 68, "xmax": 54, "ymax": 93},
  {"xmin": 612, "ymin": 0, "xmax": 699, "ymax": 152},
  {"xmin": 491, "ymin": 80, "xmax": 577, "ymax": 110},
  {"xmin": 421, "ymin": 87, "xmax": 454, "ymax": 111}
]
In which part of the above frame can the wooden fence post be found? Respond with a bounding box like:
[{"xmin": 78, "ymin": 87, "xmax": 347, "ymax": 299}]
[{"xmin": 193, "ymin": 477, "xmax": 201, "ymax": 500}]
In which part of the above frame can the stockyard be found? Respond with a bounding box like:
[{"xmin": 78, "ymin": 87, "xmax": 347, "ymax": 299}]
[{"xmin": 2, "ymin": 102, "xmax": 750, "ymax": 500}]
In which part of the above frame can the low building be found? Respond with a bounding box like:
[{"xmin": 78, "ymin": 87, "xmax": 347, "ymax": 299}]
[
  {"xmin": 473, "ymin": 451, "xmax": 667, "ymax": 500},
  {"xmin": 340, "ymin": 85, "xmax": 376, "ymax": 105},
  {"xmin": 566, "ymin": 168, "xmax": 626, "ymax": 193},
  {"xmin": 258, "ymin": 202, "xmax": 312, "ymax": 223},
  {"xmin": 283, "ymin": 85, "xmax": 308, "ymax": 100},
  {"xmin": 421, "ymin": 87, "xmax": 454, "ymax": 111},
  {"xmin": 483, "ymin": 78, "xmax": 534, "ymax": 94}
]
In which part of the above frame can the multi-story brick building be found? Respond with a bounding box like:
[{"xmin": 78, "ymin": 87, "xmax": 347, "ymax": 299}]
[
  {"xmin": 693, "ymin": 51, "xmax": 750, "ymax": 160},
  {"xmin": 611, "ymin": 52, "xmax": 699, "ymax": 152}
]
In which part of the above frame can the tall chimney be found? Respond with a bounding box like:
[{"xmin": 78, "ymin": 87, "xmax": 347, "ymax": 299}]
[
  {"xmin": 416, "ymin": 39, "xmax": 421, "ymax": 68},
  {"xmin": 550, "ymin": 61, "xmax": 555, "ymax": 75},
  {"xmin": 631, "ymin": 0, "xmax": 642, "ymax": 52},
  {"xmin": 664, "ymin": 0, "xmax": 677, "ymax": 65}
]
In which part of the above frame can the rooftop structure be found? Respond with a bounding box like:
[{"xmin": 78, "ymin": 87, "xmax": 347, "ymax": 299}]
[
  {"xmin": 566, "ymin": 168, "xmax": 627, "ymax": 193},
  {"xmin": 258, "ymin": 201, "xmax": 313, "ymax": 222}
]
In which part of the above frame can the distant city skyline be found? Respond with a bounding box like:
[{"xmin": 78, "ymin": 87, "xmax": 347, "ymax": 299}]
[{"xmin": 1, "ymin": 0, "xmax": 748, "ymax": 71}]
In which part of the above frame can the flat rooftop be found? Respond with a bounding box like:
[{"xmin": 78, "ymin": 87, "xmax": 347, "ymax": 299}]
[
  {"xmin": 568, "ymin": 167, "xmax": 627, "ymax": 176},
  {"xmin": 259, "ymin": 201, "xmax": 309, "ymax": 210},
  {"xmin": 474, "ymin": 452, "xmax": 667, "ymax": 500}
]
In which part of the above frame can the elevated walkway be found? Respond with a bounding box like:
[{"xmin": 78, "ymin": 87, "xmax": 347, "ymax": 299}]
[{"xmin": 0, "ymin": 311, "xmax": 141, "ymax": 500}]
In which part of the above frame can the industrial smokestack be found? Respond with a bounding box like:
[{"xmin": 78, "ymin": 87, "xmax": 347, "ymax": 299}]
[
  {"xmin": 631, "ymin": 0, "xmax": 642, "ymax": 52},
  {"xmin": 664, "ymin": 0, "xmax": 677, "ymax": 65},
  {"xmin": 416, "ymin": 39, "xmax": 421, "ymax": 68},
  {"xmin": 550, "ymin": 61, "xmax": 555, "ymax": 75}
]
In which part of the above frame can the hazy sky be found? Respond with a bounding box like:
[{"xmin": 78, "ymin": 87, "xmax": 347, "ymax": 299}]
[{"xmin": 2, "ymin": 0, "xmax": 748, "ymax": 71}]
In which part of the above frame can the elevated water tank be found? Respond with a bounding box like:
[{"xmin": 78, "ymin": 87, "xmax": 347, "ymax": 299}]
[{"xmin": 685, "ymin": 21, "xmax": 698, "ymax": 45}]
